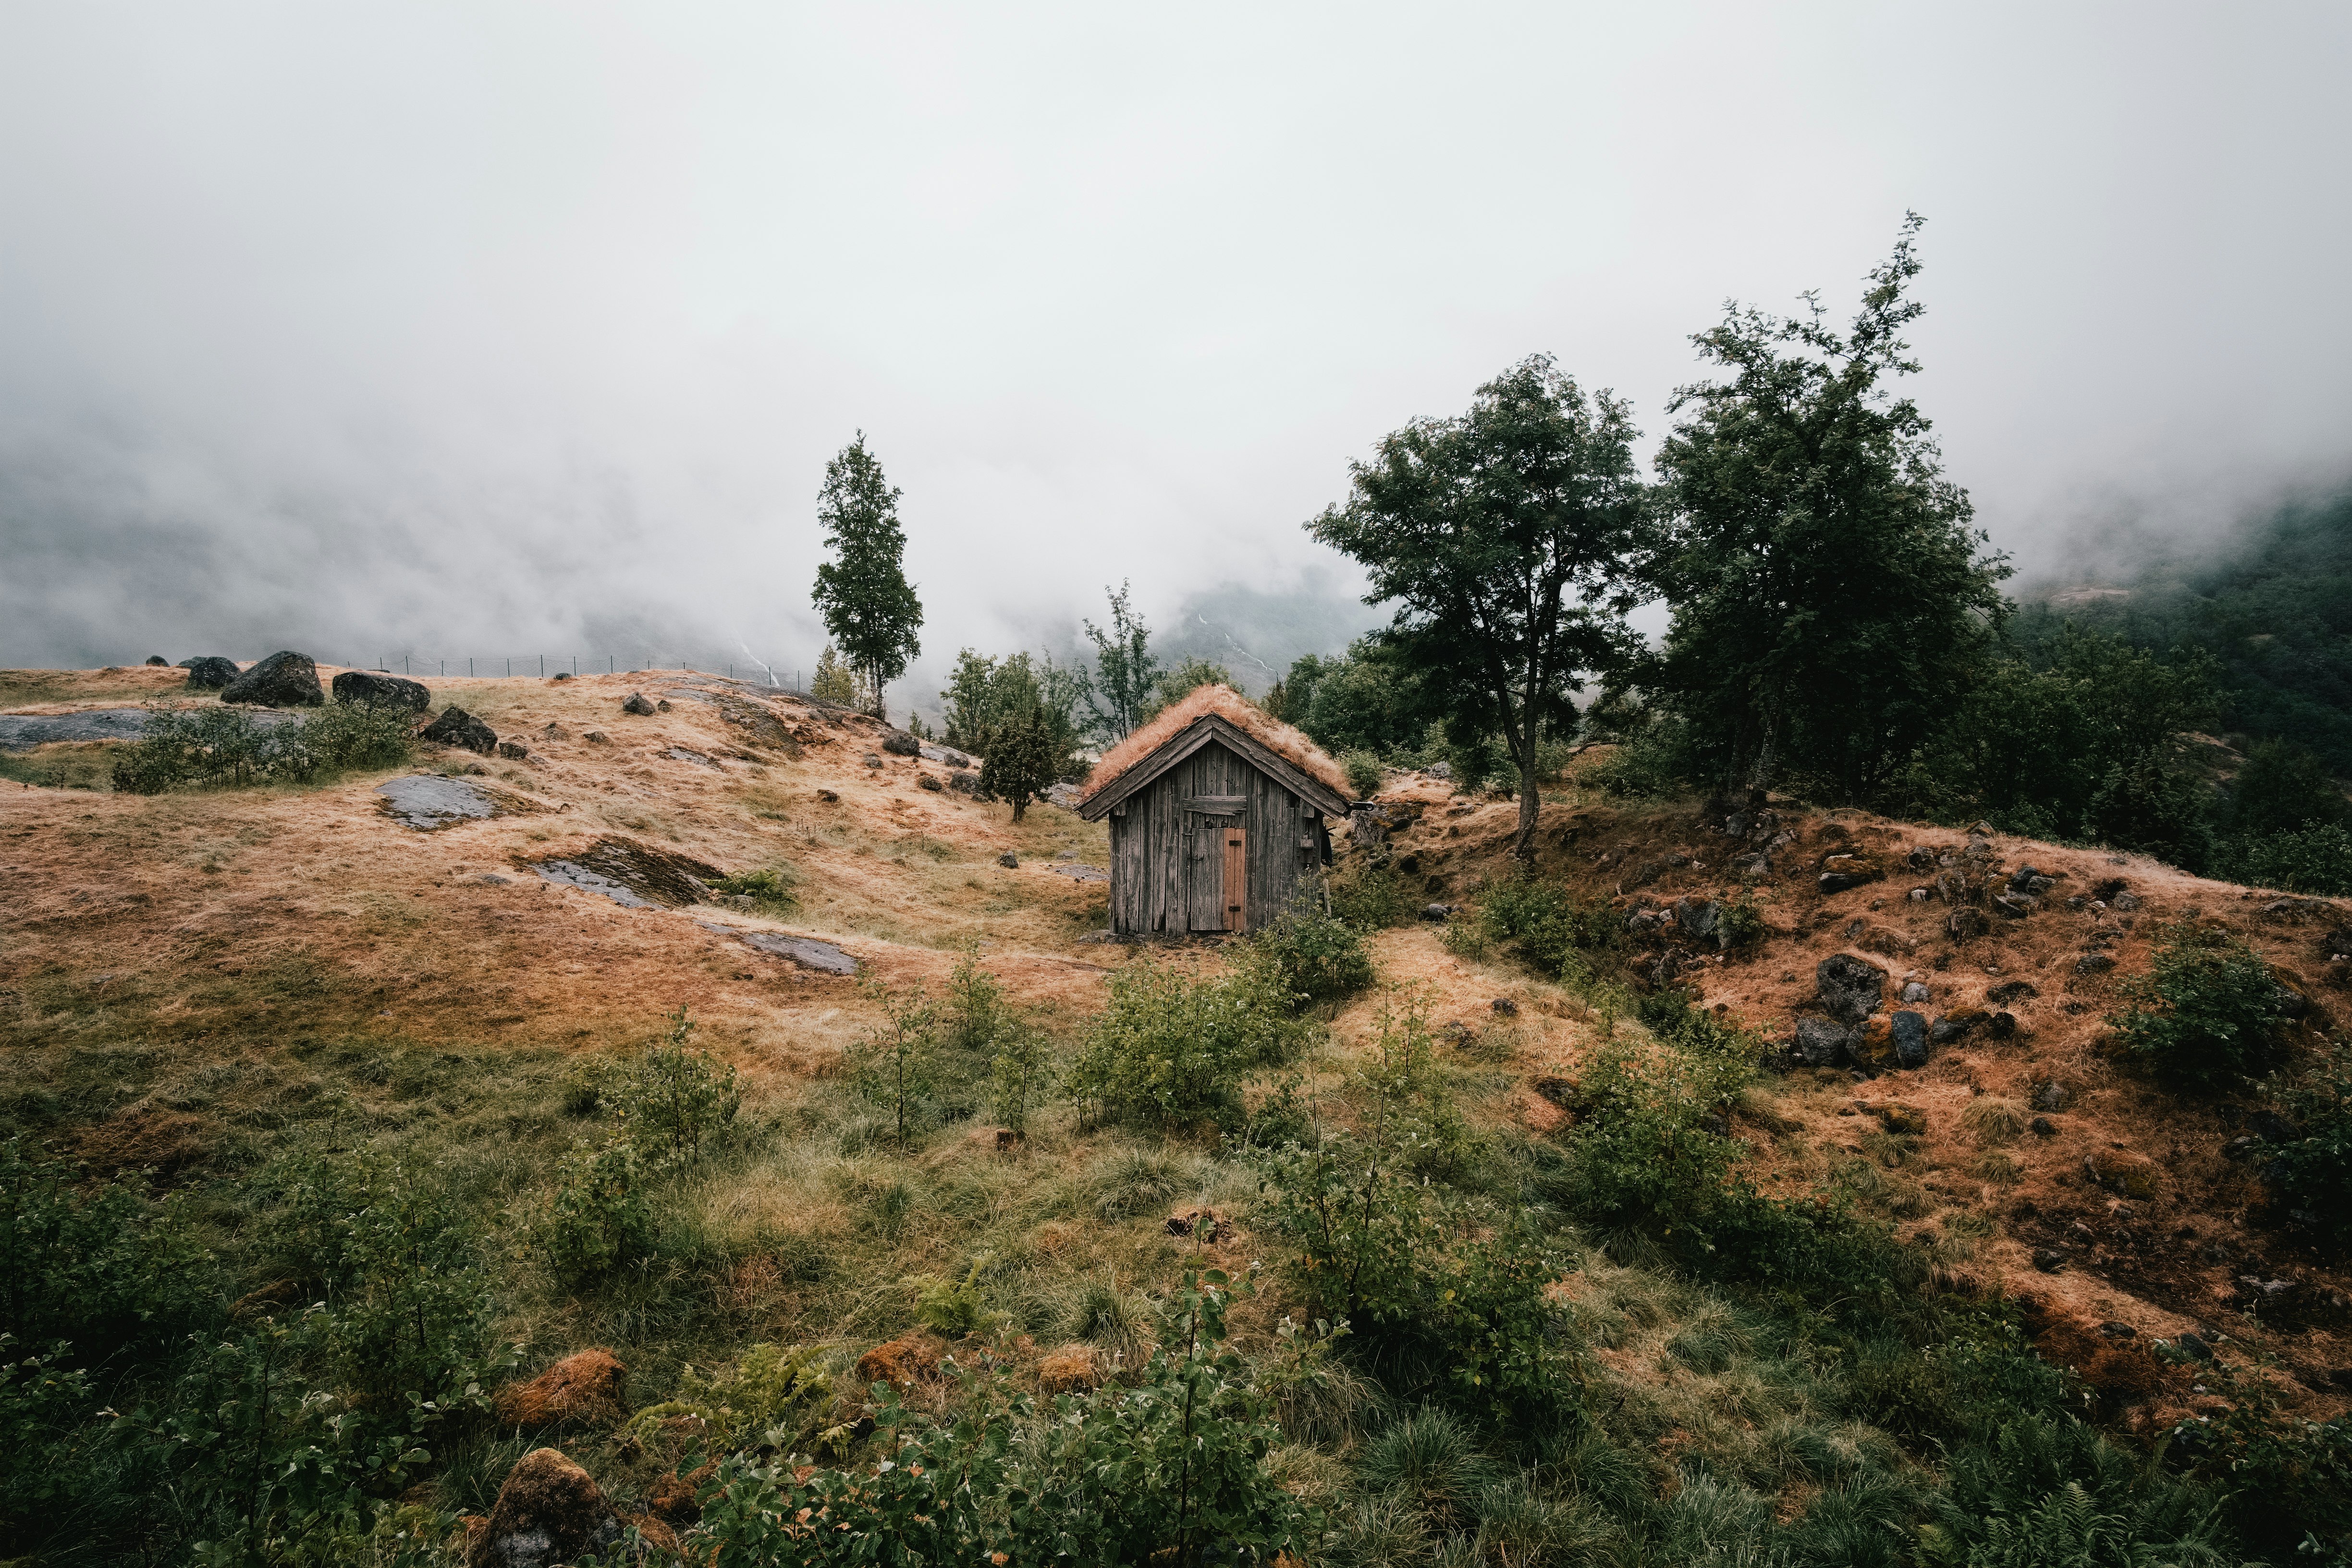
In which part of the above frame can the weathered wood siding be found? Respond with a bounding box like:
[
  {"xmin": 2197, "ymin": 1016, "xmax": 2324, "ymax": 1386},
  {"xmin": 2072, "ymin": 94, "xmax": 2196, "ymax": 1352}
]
[{"xmin": 1105, "ymin": 738, "xmax": 1325, "ymax": 934}]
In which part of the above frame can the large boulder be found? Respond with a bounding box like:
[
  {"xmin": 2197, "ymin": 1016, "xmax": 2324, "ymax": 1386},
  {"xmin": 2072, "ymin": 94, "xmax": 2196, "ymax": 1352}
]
[
  {"xmin": 1794, "ymin": 1015, "xmax": 1850, "ymax": 1067},
  {"xmin": 881, "ymin": 730, "xmax": 920, "ymax": 757},
  {"xmin": 421, "ymin": 707, "xmax": 498, "ymax": 755},
  {"xmin": 332, "ymin": 670, "xmax": 431, "ymax": 712},
  {"xmin": 178, "ymin": 656, "xmax": 239, "ymax": 689},
  {"xmin": 493, "ymin": 1349, "xmax": 627, "ymax": 1428},
  {"xmin": 1815, "ymin": 954, "xmax": 1887, "ymax": 1025},
  {"xmin": 1891, "ymin": 1010, "xmax": 1929, "ymax": 1068},
  {"xmin": 466, "ymin": 1448, "xmax": 623, "ymax": 1568},
  {"xmin": 621, "ymin": 692, "xmax": 657, "ymax": 716},
  {"xmin": 220, "ymin": 650, "xmax": 324, "ymax": 707}
]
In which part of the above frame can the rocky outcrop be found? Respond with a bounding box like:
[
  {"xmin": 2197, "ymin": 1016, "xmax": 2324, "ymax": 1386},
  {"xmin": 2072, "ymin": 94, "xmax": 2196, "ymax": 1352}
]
[
  {"xmin": 421, "ymin": 707, "xmax": 498, "ymax": 755},
  {"xmin": 220, "ymin": 650, "xmax": 324, "ymax": 707},
  {"xmin": 331, "ymin": 670, "xmax": 431, "ymax": 712},
  {"xmin": 1815, "ymin": 954, "xmax": 1887, "ymax": 1025},
  {"xmin": 621, "ymin": 692, "xmax": 657, "ymax": 716},
  {"xmin": 466, "ymin": 1448, "xmax": 623, "ymax": 1568},
  {"xmin": 881, "ymin": 730, "xmax": 920, "ymax": 756}
]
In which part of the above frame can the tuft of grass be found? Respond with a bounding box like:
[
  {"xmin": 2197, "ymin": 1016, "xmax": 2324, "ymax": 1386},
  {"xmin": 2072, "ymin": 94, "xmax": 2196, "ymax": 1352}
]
[{"xmin": 1961, "ymin": 1096, "xmax": 2026, "ymax": 1146}]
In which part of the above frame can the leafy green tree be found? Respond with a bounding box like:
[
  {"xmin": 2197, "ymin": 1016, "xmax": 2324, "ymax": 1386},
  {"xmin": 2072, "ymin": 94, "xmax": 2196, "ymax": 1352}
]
[
  {"xmin": 2230, "ymin": 739, "xmax": 2348, "ymax": 837},
  {"xmin": 810, "ymin": 433, "xmax": 923, "ymax": 722},
  {"xmin": 1648, "ymin": 215, "xmax": 2010, "ymax": 800},
  {"xmin": 808, "ymin": 643, "xmax": 857, "ymax": 706},
  {"xmin": 1147, "ymin": 656, "xmax": 1233, "ymax": 719},
  {"xmin": 1294, "ymin": 644, "xmax": 1423, "ymax": 758},
  {"xmin": 1310, "ymin": 355, "xmax": 1649, "ymax": 858},
  {"xmin": 978, "ymin": 707, "xmax": 1066, "ymax": 821},
  {"xmin": 1081, "ymin": 580, "xmax": 1161, "ymax": 740},
  {"xmin": 850, "ymin": 983, "xmax": 941, "ymax": 1145}
]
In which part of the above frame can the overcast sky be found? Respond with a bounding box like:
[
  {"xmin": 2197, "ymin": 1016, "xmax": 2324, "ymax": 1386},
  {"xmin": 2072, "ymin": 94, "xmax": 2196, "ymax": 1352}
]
[{"xmin": 3, "ymin": 1, "xmax": 2348, "ymax": 697}]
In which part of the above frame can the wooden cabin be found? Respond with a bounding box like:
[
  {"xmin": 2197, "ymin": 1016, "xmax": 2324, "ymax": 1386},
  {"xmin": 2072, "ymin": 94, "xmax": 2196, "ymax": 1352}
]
[{"xmin": 1077, "ymin": 684, "xmax": 1354, "ymax": 935}]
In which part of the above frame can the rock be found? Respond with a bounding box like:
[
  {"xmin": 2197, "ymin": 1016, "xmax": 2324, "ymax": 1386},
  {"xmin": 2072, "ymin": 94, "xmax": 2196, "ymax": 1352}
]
[
  {"xmin": 657, "ymin": 699, "xmax": 672, "ymax": 712},
  {"xmin": 1816, "ymin": 953, "xmax": 1887, "ymax": 1025},
  {"xmin": 2172, "ymin": 1332, "xmax": 2215, "ymax": 1362},
  {"xmin": 376, "ymin": 774, "xmax": 531, "ymax": 831},
  {"xmin": 2223, "ymin": 1135, "xmax": 2259, "ymax": 1161},
  {"xmin": 2030, "ymin": 1081, "xmax": 2073, "ymax": 1113},
  {"xmin": 1675, "ymin": 896, "xmax": 1721, "ymax": 944},
  {"xmin": 2098, "ymin": 1321, "xmax": 2137, "ymax": 1339},
  {"xmin": 2009, "ymin": 865, "xmax": 2057, "ymax": 894},
  {"xmin": 1985, "ymin": 1010, "xmax": 2019, "ymax": 1039},
  {"xmin": 718, "ymin": 930, "xmax": 858, "ymax": 976},
  {"xmin": 1987, "ymin": 980, "xmax": 2039, "ymax": 1005},
  {"xmin": 421, "ymin": 707, "xmax": 499, "ymax": 754},
  {"xmin": 1794, "ymin": 1015, "xmax": 1851, "ymax": 1067},
  {"xmin": 1891, "ymin": 1010, "xmax": 1929, "ymax": 1068},
  {"xmin": 331, "ymin": 670, "xmax": 431, "ymax": 711},
  {"xmin": 2087, "ymin": 1148, "xmax": 2160, "ymax": 1200},
  {"xmin": 497, "ymin": 740, "xmax": 531, "ymax": 761},
  {"xmin": 466, "ymin": 1447, "xmax": 623, "ymax": 1568},
  {"xmin": 540, "ymin": 723, "xmax": 568, "ymax": 739},
  {"xmin": 141, "ymin": 654, "xmax": 166, "ymax": 665},
  {"xmin": 2032, "ymin": 1248, "xmax": 2067, "ymax": 1274},
  {"xmin": 551, "ymin": 671, "xmax": 573, "ymax": 682},
  {"xmin": 881, "ymin": 731, "xmax": 920, "ymax": 756},
  {"xmin": 2111, "ymin": 891, "xmax": 2141, "ymax": 912},
  {"xmin": 1045, "ymin": 783, "xmax": 1083, "ymax": 810},
  {"xmin": 919, "ymin": 774, "xmax": 943, "ymax": 791},
  {"xmin": 855, "ymin": 1337, "xmax": 943, "ymax": 1389},
  {"xmin": 1819, "ymin": 870, "xmax": 1875, "ymax": 894},
  {"xmin": 2074, "ymin": 953, "xmax": 2117, "ymax": 975},
  {"xmin": 178, "ymin": 656, "xmax": 240, "ymax": 689},
  {"xmin": 919, "ymin": 743, "xmax": 972, "ymax": 767},
  {"xmin": 997, "ymin": 852, "xmax": 1018, "ymax": 868},
  {"xmin": 220, "ymin": 649, "xmax": 325, "ymax": 707},
  {"xmin": 2030, "ymin": 1115, "xmax": 2058, "ymax": 1136},
  {"xmin": 1491, "ymin": 997, "xmax": 1519, "ymax": 1016},
  {"xmin": 949, "ymin": 772, "xmax": 981, "ymax": 796},
  {"xmin": 1166, "ymin": 1206, "xmax": 1219, "ymax": 1239},
  {"xmin": 1420, "ymin": 903, "xmax": 1454, "ymax": 922},
  {"xmin": 494, "ymin": 1349, "xmax": 628, "ymax": 1428},
  {"xmin": 583, "ymin": 730, "xmax": 608, "ymax": 743},
  {"xmin": 863, "ymin": 753, "xmax": 883, "ymax": 768},
  {"xmin": 1929, "ymin": 1009, "xmax": 1987, "ymax": 1045},
  {"xmin": 1947, "ymin": 907, "xmax": 1991, "ymax": 940},
  {"xmin": 1900, "ymin": 981, "xmax": 1931, "ymax": 1003},
  {"xmin": 621, "ymin": 692, "xmax": 657, "ymax": 716},
  {"xmin": 1878, "ymin": 1102, "xmax": 1929, "ymax": 1135}
]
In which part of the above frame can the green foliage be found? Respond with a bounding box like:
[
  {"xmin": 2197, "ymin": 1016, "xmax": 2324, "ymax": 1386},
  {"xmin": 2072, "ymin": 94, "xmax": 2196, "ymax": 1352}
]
[
  {"xmin": 2222, "ymin": 821, "xmax": 2352, "ymax": 896},
  {"xmin": 1146, "ymin": 656, "xmax": 1234, "ymax": 721},
  {"xmin": 2161, "ymin": 1348, "xmax": 2352, "ymax": 1559},
  {"xmin": 909, "ymin": 1259, "xmax": 992, "ymax": 1337},
  {"xmin": 1648, "ymin": 216, "xmax": 2011, "ymax": 801},
  {"xmin": 2265, "ymin": 1042, "xmax": 2352, "ymax": 1252},
  {"xmin": 1584, "ymin": 721, "xmax": 1697, "ymax": 800},
  {"xmin": 1469, "ymin": 875, "xmax": 1617, "ymax": 980},
  {"xmin": 603, "ymin": 1008, "xmax": 743, "ymax": 1168},
  {"xmin": 710, "ymin": 864, "xmax": 799, "ymax": 914},
  {"xmin": 944, "ymin": 941, "xmax": 1010, "ymax": 1054},
  {"xmin": 988, "ymin": 1023, "xmax": 1052, "ymax": 1135},
  {"xmin": 847, "ymin": 983, "xmax": 943, "ymax": 1145},
  {"xmin": 1340, "ymin": 748, "xmax": 1384, "ymax": 798},
  {"xmin": 1323, "ymin": 855, "xmax": 1415, "ymax": 930},
  {"xmin": 1716, "ymin": 885, "xmax": 1767, "ymax": 949},
  {"xmin": 811, "ymin": 431, "xmax": 924, "ymax": 718},
  {"xmin": 626, "ymin": 1343, "xmax": 833, "ymax": 1454},
  {"xmin": 1920, "ymin": 1411, "xmax": 2238, "ymax": 1568},
  {"xmin": 1308, "ymin": 355, "xmax": 1649, "ymax": 853},
  {"xmin": 1079, "ymin": 579, "xmax": 1162, "ymax": 742},
  {"xmin": 0, "ymin": 1136, "xmax": 215, "ymax": 1352},
  {"xmin": 2229, "ymin": 739, "xmax": 2348, "ymax": 836},
  {"xmin": 541, "ymin": 1128, "xmax": 655, "ymax": 1283},
  {"xmin": 697, "ymin": 1268, "xmax": 1311, "ymax": 1567},
  {"xmin": 943, "ymin": 648, "xmax": 1087, "ymax": 771},
  {"xmin": 808, "ymin": 643, "xmax": 857, "ymax": 706},
  {"xmin": 2108, "ymin": 920, "xmax": 2290, "ymax": 1090},
  {"xmin": 978, "ymin": 706, "xmax": 1069, "ymax": 822},
  {"xmin": 1066, "ymin": 959, "xmax": 1311, "ymax": 1130},
  {"xmin": 1244, "ymin": 901, "xmax": 1376, "ymax": 1008},
  {"xmin": 110, "ymin": 700, "xmax": 415, "ymax": 794}
]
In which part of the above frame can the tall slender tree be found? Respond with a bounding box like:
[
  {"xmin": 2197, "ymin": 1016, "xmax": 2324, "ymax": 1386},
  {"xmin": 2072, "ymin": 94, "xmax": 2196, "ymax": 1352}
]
[
  {"xmin": 811, "ymin": 433, "xmax": 924, "ymax": 722},
  {"xmin": 1308, "ymin": 355, "xmax": 1650, "ymax": 859},
  {"xmin": 1080, "ymin": 581, "xmax": 1159, "ymax": 741},
  {"xmin": 1647, "ymin": 215, "xmax": 2009, "ymax": 800}
]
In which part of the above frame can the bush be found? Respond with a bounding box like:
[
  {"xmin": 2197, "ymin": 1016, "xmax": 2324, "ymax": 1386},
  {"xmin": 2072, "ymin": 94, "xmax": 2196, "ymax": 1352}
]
[
  {"xmin": 846, "ymin": 984, "xmax": 943, "ymax": 1145},
  {"xmin": 2108, "ymin": 920, "xmax": 2291, "ymax": 1091},
  {"xmin": 110, "ymin": 701, "xmax": 413, "ymax": 794},
  {"xmin": 944, "ymin": 941, "xmax": 1011, "ymax": 1054},
  {"xmin": 2265, "ymin": 1042, "xmax": 2352, "ymax": 1252},
  {"xmin": 1245, "ymin": 903, "xmax": 1376, "ymax": 1008},
  {"xmin": 599, "ymin": 1008, "xmax": 743, "ymax": 1168},
  {"xmin": 1067, "ymin": 960, "xmax": 1311, "ymax": 1130},
  {"xmin": 710, "ymin": 864, "xmax": 799, "ymax": 913},
  {"xmin": 2225, "ymin": 822, "xmax": 2352, "ymax": 896},
  {"xmin": 1584, "ymin": 725, "xmax": 1691, "ymax": 800},
  {"xmin": 1470, "ymin": 877, "xmax": 1617, "ymax": 980},
  {"xmin": 1340, "ymin": 749, "xmax": 1384, "ymax": 799},
  {"xmin": 910, "ymin": 1260, "xmax": 991, "ymax": 1337},
  {"xmin": 699, "ymin": 1270, "xmax": 1311, "ymax": 1566},
  {"xmin": 1324, "ymin": 857, "xmax": 1415, "ymax": 930},
  {"xmin": 541, "ymin": 1129, "xmax": 654, "ymax": 1283},
  {"xmin": 0, "ymin": 1136, "xmax": 216, "ymax": 1353},
  {"xmin": 988, "ymin": 1020, "xmax": 1052, "ymax": 1134},
  {"xmin": 625, "ymin": 1343, "xmax": 833, "ymax": 1454}
]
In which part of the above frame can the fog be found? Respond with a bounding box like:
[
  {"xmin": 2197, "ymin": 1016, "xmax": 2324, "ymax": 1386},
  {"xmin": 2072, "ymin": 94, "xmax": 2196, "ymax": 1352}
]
[{"xmin": 3, "ymin": 2, "xmax": 2347, "ymax": 710}]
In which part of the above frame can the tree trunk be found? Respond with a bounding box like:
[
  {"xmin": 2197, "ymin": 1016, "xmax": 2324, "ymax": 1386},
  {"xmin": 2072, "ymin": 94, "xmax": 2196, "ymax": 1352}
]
[{"xmin": 1514, "ymin": 756, "xmax": 1541, "ymax": 862}]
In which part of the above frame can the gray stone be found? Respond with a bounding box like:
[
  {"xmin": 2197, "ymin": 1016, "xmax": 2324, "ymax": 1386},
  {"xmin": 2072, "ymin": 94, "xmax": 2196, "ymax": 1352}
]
[
  {"xmin": 375, "ymin": 774, "xmax": 513, "ymax": 830},
  {"xmin": 997, "ymin": 852, "xmax": 1018, "ymax": 868},
  {"xmin": 0, "ymin": 707, "xmax": 155, "ymax": 750},
  {"xmin": 2074, "ymin": 953, "xmax": 2116, "ymax": 974},
  {"xmin": 1900, "ymin": 980, "xmax": 1931, "ymax": 1003},
  {"xmin": 220, "ymin": 649, "xmax": 324, "ymax": 707},
  {"xmin": 1675, "ymin": 896, "xmax": 1721, "ymax": 943},
  {"xmin": 919, "ymin": 743, "xmax": 973, "ymax": 767},
  {"xmin": 1819, "ymin": 870, "xmax": 1874, "ymax": 893},
  {"xmin": 143, "ymin": 654, "xmax": 167, "ymax": 665},
  {"xmin": 1891, "ymin": 1010, "xmax": 1929, "ymax": 1068},
  {"xmin": 420, "ymin": 707, "xmax": 498, "ymax": 754},
  {"xmin": 949, "ymin": 771, "xmax": 981, "ymax": 795},
  {"xmin": 621, "ymin": 692, "xmax": 657, "ymax": 716},
  {"xmin": 662, "ymin": 747, "xmax": 715, "ymax": 768},
  {"xmin": 1052, "ymin": 863, "xmax": 1109, "ymax": 882},
  {"xmin": 1794, "ymin": 1015, "xmax": 1851, "ymax": 1066},
  {"xmin": 497, "ymin": 740, "xmax": 532, "ymax": 761},
  {"xmin": 1421, "ymin": 903, "xmax": 1455, "ymax": 921},
  {"xmin": 331, "ymin": 670, "xmax": 431, "ymax": 711},
  {"xmin": 2031, "ymin": 1080, "xmax": 2072, "ymax": 1112},
  {"xmin": 178, "ymin": 656, "xmax": 240, "ymax": 689},
  {"xmin": 1491, "ymin": 997, "xmax": 1519, "ymax": 1017},
  {"xmin": 2032, "ymin": 1248, "xmax": 2067, "ymax": 1273},
  {"xmin": 919, "ymin": 774, "xmax": 943, "ymax": 792},
  {"xmin": 722, "ymin": 928, "xmax": 858, "ymax": 975},
  {"xmin": 881, "ymin": 731, "xmax": 920, "ymax": 756},
  {"xmin": 1816, "ymin": 953, "xmax": 1887, "ymax": 1025}
]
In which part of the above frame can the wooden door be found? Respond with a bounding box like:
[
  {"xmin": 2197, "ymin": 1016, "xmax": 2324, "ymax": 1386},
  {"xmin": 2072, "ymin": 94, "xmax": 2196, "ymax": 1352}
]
[
  {"xmin": 1187, "ymin": 824, "xmax": 1226, "ymax": 931},
  {"xmin": 1222, "ymin": 827, "xmax": 1247, "ymax": 931}
]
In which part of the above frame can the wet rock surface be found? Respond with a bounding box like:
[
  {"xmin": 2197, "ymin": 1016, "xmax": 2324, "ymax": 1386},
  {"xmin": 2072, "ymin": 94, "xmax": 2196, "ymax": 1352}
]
[
  {"xmin": 220, "ymin": 650, "xmax": 325, "ymax": 707},
  {"xmin": 331, "ymin": 670, "xmax": 431, "ymax": 711},
  {"xmin": 534, "ymin": 837, "xmax": 723, "ymax": 908},
  {"xmin": 710, "ymin": 925, "xmax": 859, "ymax": 975},
  {"xmin": 375, "ymin": 774, "xmax": 539, "ymax": 830},
  {"xmin": 0, "ymin": 708, "xmax": 157, "ymax": 749}
]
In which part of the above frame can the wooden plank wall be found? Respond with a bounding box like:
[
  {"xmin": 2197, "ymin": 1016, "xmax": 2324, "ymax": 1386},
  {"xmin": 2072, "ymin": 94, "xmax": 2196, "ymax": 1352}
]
[{"xmin": 1105, "ymin": 738, "xmax": 1322, "ymax": 934}]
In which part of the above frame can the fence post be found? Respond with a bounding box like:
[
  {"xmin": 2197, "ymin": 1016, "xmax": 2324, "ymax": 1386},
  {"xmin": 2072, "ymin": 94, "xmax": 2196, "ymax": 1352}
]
[{"xmin": 469, "ymin": 658, "xmax": 474, "ymax": 677}]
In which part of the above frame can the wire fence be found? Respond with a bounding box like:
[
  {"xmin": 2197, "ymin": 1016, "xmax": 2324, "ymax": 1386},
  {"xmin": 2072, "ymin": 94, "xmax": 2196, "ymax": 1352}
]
[{"xmin": 354, "ymin": 656, "xmax": 809, "ymax": 690}]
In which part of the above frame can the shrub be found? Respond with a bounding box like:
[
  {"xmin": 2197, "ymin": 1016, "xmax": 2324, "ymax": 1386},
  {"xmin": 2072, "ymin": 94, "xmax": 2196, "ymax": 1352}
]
[
  {"xmin": 988, "ymin": 1021, "xmax": 1052, "ymax": 1134},
  {"xmin": 1324, "ymin": 857, "xmax": 1415, "ymax": 930},
  {"xmin": 910, "ymin": 1260, "xmax": 992, "ymax": 1337},
  {"xmin": 1340, "ymin": 750, "xmax": 1384, "ymax": 799},
  {"xmin": 1472, "ymin": 877, "xmax": 1616, "ymax": 980},
  {"xmin": 1245, "ymin": 902, "xmax": 1376, "ymax": 1008},
  {"xmin": 2226, "ymin": 823, "xmax": 2352, "ymax": 896},
  {"xmin": 2108, "ymin": 920, "xmax": 2291, "ymax": 1091},
  {"xmin": 0, "ymin": 1136, "xmax": 215, "ymax": 1352},
  {"xmin": 541, "ymin": 1129, "xmax": 654, "ymax": 1283},
  {"xmin": 298, "ymin": 698, "xmax": 418, "ymax": 772},
  {"xmin": 1584, "ymin": 726, "xmax": 1690, "ymax": 800},
  {"xmin": 697, "ymin": 1268, "xmax": 1311, "ymax": 1566},
  {"xmin": 710, "ymin": 864, "xmax": 799, "ymax": 913},
  {"xmin": 846, "ymin": 983, "xmax": 943, "ymax": 1145},
  {"xmin": 625, "ymin": 1343, "xmax": 833, "ymax": 1454},
  {"xmin": 603, "ymin": 1007, "xmax": 742, "ymax": 1168},
  {"xmin": 943, "ymin": 941, "xmax": 1011, "ymax": 1053},
  {"xmin": 1066, "ymin": 961, "xmax": 1310, "ymax": 1130},
  {"xmin": 2264, "ymin": 1042, "xmax": 2352, "ymax": 1252},
  {"xmin": 110, "ymin": 701, "xmax": 413, "ymax": 794}
]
